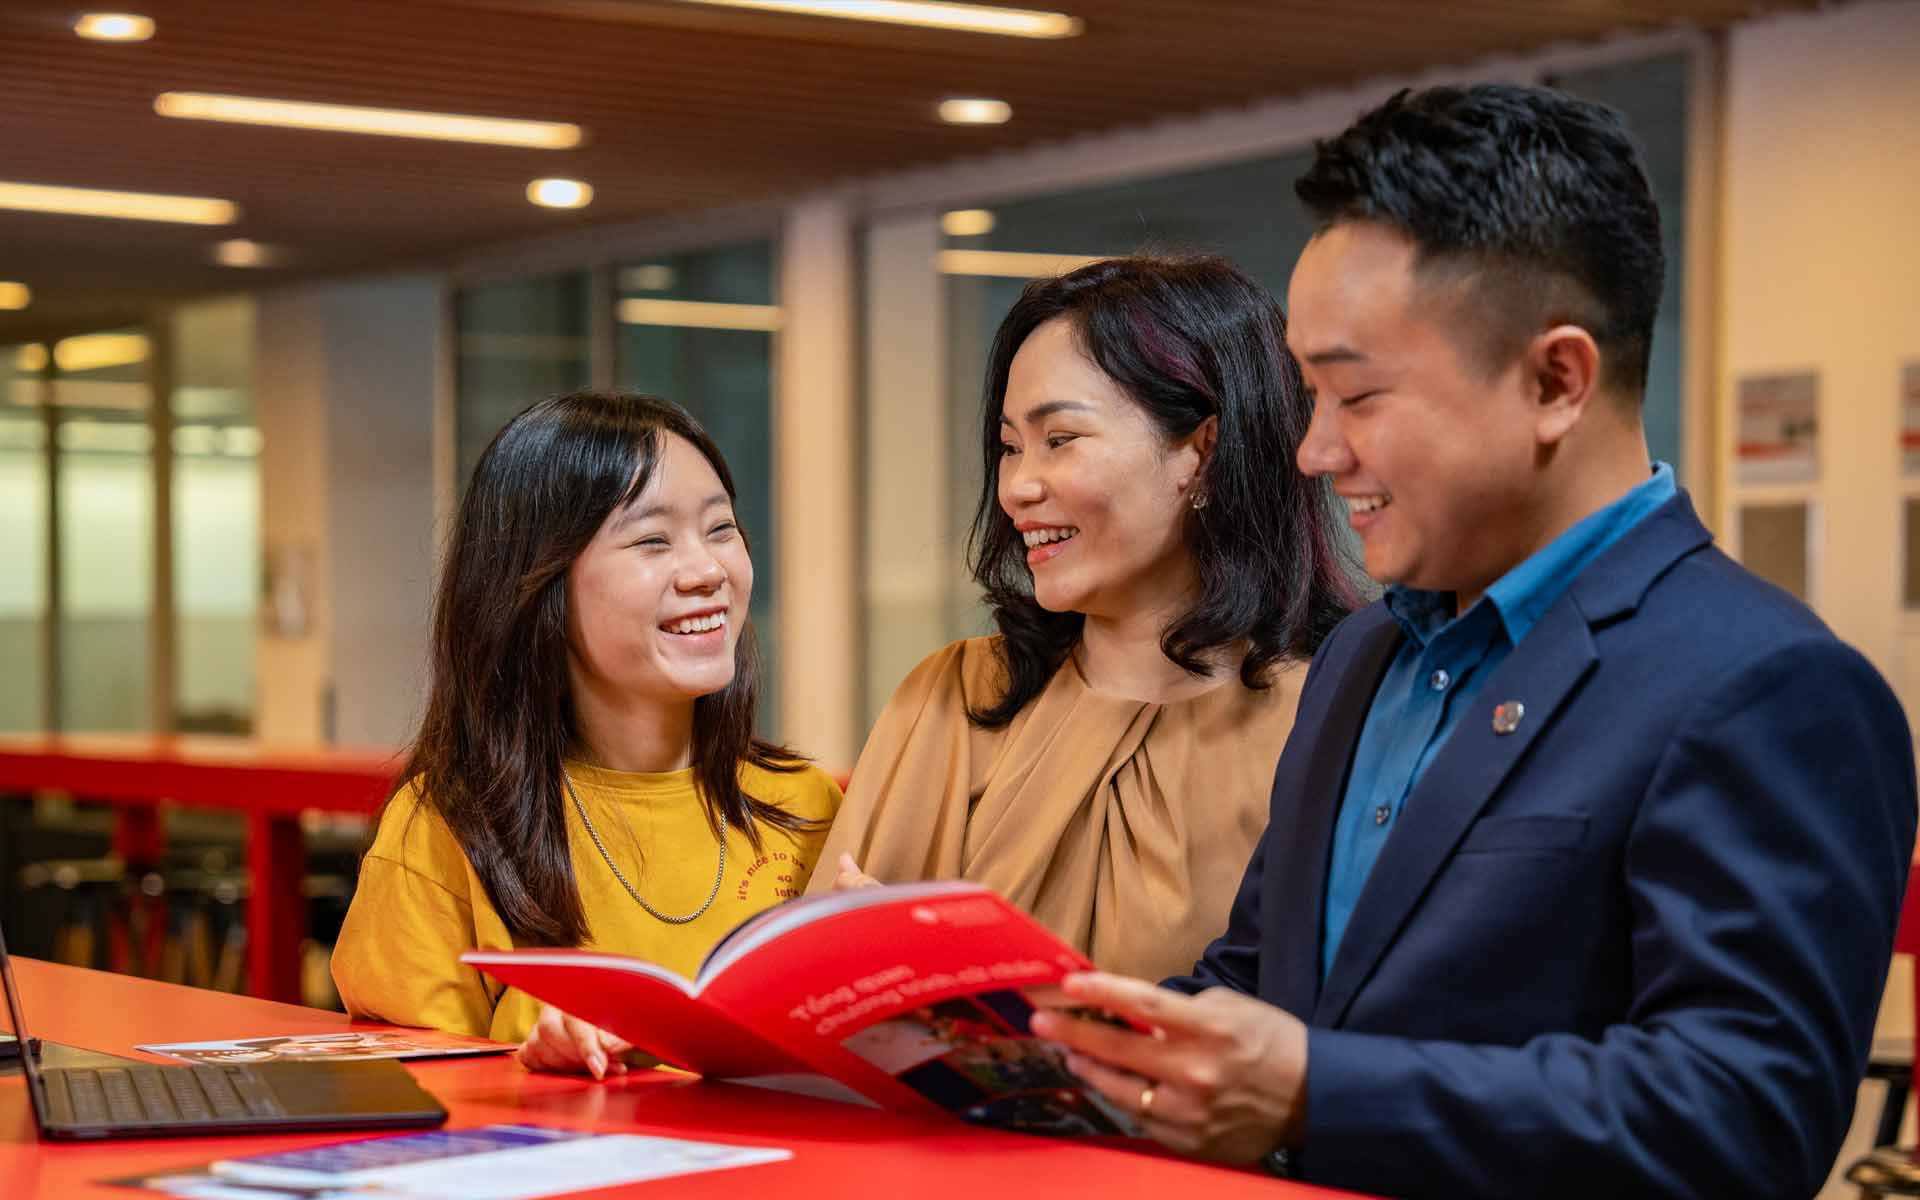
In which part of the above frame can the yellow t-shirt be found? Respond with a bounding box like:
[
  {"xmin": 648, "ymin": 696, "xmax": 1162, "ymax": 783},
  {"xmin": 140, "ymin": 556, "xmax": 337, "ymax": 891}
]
[{"xmin": 330, "ymin": 759, "xmax": 840, "ymax": 1045}]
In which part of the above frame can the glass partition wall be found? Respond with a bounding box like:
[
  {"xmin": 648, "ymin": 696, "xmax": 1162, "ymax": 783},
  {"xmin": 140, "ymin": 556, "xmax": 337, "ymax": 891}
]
[
  {"xmin": 614, "ymin": 242, "xmax": 781, "ymax": 732},
  {"xmin": 0, "ymin": 346, "xmax": 48, "ymax": 731},
  {"xmin": 452, "ymin": 243, "xmax": 784, "ymax": 733},
  {"xmin": 454, "ymin": 272, "xmax": 593, "ymax": 487},
  {"xmin": 2, "ymin": 303, "xmax": 262, "ymax": 736},
  {"xmin": 51, "ymin": 330, "xmax": 155, "ymax": 731},
  {"xmin": 1549, "ymin": 52, "xmax": 1690, "ymax": 476},
  {"xmin": 169, "ymin": 299, "xmax": 261, "ymax": 733}
]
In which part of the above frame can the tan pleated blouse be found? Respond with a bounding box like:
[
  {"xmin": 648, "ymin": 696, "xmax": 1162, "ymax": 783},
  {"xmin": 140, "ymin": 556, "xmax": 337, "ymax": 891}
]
[{"xmin": 811, "ymin": 636, "xmax": 1304, "ymax": 982}]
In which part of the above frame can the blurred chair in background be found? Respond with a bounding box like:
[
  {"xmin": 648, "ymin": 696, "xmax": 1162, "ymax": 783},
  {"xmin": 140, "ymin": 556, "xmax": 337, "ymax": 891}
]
[
  {"xmin": 1846, "ymin": 872, "xmax": 1920, "ymax": 1197},
  {"xmin": 3, "ymin": 793, "xmax": 363, "ymax": 1009}
]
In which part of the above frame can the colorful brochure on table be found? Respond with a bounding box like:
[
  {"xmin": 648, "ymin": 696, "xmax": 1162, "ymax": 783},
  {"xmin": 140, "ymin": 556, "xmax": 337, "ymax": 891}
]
[
  {"xmin": 109, "ymin": 1123, "xmax": 790, "ymax": 1198},
  {"xmin": 463, "ymin": 881, "xmax": 1141, "ymax": 1138},
  {"xmin": 136, "ymin": 1029, "xmax": 512, "ymax": 1065}
]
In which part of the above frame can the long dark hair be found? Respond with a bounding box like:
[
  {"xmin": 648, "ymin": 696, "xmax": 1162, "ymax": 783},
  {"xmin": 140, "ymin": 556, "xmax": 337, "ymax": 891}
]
[
  {"xmin": 968, "ymin": 254, "xmax": 1359, "ymax": 727},
  {"xmin": 394, "ymin": 390, "xmax": 812, "ymax": 946}
]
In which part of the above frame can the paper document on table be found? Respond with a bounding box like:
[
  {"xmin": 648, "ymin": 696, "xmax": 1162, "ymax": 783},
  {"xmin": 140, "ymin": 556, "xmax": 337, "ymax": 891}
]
[
  {"xmin": 107, "ymin": 1123, "xmax": 792, "ymax": 1198},
  {"xmin": 135, "ymin": 1028, "xmax": 511, "ymax": 1064}
]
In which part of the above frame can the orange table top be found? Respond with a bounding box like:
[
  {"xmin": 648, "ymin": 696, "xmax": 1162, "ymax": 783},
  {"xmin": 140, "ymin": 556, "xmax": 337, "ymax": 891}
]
[
  {"xmin": 1, "ymin": 959, "xmax": 1363, "ymax": 1198},
  {"xmin": 0, "ymin": 734, "xmax": 403, "ymax": 815}
]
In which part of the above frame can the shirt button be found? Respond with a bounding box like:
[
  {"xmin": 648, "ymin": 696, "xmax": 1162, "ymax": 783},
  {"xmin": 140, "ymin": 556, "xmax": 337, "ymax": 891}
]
[
  {"xmin": 1373, "ymin": 805, "xmax": 1391, "ymax": 826},
  {"xmin": 1429, "ymin": 669, "xmax": 1451, "ymax": 691}
]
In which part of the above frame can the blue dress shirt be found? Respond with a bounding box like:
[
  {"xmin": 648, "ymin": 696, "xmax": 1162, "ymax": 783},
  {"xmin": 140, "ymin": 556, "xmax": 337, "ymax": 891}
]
[{"xmin": 1321, "ymin": 463, "xmax": 1678, "ymax": 976}]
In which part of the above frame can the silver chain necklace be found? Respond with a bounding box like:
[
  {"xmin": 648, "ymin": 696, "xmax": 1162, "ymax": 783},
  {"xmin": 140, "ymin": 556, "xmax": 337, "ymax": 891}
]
[{"xmin": 562, "ymin": 770, "xmax": 725, "ymax": 925}]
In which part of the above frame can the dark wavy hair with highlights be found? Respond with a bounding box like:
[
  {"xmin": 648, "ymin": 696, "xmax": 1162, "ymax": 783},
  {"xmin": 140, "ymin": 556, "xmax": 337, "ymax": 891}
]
[
  {"xmin": 393, "ymin": 390, "xmax": 813, "ymax": 947},
  {"xmin": 966, "ymin": 254, "xmax": 1359, "ymax": 728}
]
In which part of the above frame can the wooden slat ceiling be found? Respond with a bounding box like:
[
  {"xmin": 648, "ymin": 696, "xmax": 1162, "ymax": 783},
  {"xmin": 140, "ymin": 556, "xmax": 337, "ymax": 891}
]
[{"xmin": 0, "ymin": 0, "xmax": 1802, "ymax": 342}]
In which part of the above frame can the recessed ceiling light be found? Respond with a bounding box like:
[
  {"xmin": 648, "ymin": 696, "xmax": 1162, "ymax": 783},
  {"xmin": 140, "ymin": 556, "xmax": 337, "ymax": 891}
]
[
  {"xmin": 666, "ymin": 0, "xmax": 1080, "ymax": 38},
  {"xmin": 940, "ymin": 208, "xmax": 996, "ymax": 237},
  {"xmin": 527, "ymin": 178, "xmax": 593, "ymax": 209},
  {"xmin": 73, "ymin": 13, "xmax": 154, "ymax": 42},
  {"xmin": 0, "ymin": 180, "xmax": 237, "ymax": 225},
  {"xmin": 154, "ymin": 93, "xmax": 583, "ymax": 149},
  {"xmin": 0, "ymin": 282, "xmax": 30, "ymax": 311},
  {"xmin": 937, "ymin": 98, "xmax": 1012, "ymax": 126},
  {"xmin": 212, "ymin": 239, "xmax": 280, "ymax": 268}
]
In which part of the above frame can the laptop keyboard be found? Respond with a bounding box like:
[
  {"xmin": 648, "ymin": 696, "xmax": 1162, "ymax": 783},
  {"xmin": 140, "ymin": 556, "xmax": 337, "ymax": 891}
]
[{"xmin": 57, "ymin": 1064, "xmax": 286, "ymax": 1127}]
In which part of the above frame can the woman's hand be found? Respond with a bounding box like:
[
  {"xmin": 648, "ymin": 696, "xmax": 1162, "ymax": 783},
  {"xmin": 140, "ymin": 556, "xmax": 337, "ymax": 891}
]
[
  {"xmin": 518, "ymin": 1004, "xmax": 641, "ymax": 1080},
  {"xmin": 832, "ymin": 852, "xmax": 882, "ymax": 891}
]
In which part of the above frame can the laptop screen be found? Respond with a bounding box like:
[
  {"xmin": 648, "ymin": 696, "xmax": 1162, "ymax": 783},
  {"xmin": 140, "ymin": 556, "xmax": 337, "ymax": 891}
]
[{"xmin": 0, "ymin": 920, "xmax": 53, "ymax": 1130}]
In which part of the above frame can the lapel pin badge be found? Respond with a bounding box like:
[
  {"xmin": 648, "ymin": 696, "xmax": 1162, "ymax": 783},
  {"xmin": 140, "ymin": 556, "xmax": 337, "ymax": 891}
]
[{"xmin": 1491, "ymin": 700, "xmax": 1525, "ymax": 735}]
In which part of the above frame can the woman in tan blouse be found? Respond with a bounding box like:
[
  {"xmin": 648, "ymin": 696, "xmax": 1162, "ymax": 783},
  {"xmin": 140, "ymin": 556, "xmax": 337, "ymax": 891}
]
[{"xmin": 813, "ymin": 255, "xmax": 1359, "ymax": 981}]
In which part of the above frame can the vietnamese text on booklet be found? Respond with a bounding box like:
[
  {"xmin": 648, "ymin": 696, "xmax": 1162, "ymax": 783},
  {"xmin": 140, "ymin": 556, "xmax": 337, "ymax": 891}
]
[{"xmin": 463, "ymin": 881, "xmax": 1140, "ymax": 1138}]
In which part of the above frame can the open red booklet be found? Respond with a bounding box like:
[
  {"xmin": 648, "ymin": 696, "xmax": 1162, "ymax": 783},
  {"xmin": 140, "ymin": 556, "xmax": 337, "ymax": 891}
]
[{"xmin": 462, "ymin": 882, "xmax": 1139, "ymax": 1138}]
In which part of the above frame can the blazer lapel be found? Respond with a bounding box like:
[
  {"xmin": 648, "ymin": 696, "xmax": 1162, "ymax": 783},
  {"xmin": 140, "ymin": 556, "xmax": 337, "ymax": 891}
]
[
  {"xmin": 1305, "ymin": 488, "xmax": 1713, "ymax": 1027},
  {"xmin": 1313, "ymin": 597, "xmax": 1599, "ymax": 1027},
  {"xmin": 1268, "ymin": 613, "xmax": 1402, "ymax": 1017}
]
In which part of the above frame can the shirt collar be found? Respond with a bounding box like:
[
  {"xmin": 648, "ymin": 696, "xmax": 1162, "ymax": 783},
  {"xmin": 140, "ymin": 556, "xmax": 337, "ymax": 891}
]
[
  {"xmin": 1381, "ymin": 584, "xmax": 1457, "ymax": 649},
  {"xmin": 1384, "ymin": 461, "xmax": 1677, "ymax": 649}
]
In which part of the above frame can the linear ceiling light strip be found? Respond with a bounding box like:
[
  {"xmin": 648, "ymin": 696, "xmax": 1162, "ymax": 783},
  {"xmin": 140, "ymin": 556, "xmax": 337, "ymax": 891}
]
[
  {"xmin": 154, "ymin": 92, "xmax": 583, "ymax": 149},
  {"xmin": 0, "ymin": 181, "xmax": 237, "ymax": 225},
  {"xmin": 617, "ymin": 299, "xmax": 784, "ymax": 331},
  {"xmin": 672, "ymin": 0, "xmax": 1081, "ymax": 39},
  {"xmin": 936, "ymin": 249, "xmax": 1106, "ymax": 278}
]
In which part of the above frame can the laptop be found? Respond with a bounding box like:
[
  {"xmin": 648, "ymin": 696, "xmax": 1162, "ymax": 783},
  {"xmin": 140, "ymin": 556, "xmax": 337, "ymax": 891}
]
[{"xmin": 1, "ymin": 918, "xmax": 448, "ymax": 1140}]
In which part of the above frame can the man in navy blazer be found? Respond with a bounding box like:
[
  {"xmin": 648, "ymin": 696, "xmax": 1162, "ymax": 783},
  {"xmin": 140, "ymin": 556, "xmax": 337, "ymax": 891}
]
[{"xmin": 1033, "ymin": 85, "xmax": 1916, "ymax": 1197}]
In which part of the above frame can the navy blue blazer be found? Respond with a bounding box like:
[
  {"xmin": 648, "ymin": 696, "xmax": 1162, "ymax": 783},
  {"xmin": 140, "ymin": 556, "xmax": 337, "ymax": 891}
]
[{"xmin": 1168, "ymin": 491, "xmax": 1916, "ymax": 1198}]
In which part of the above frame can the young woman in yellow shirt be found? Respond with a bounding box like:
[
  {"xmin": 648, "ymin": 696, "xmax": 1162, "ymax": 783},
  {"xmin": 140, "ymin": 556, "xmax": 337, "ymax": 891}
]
[{"xmin": 331, "ymin": 391, "xmax": 839, "ymax": 1076}]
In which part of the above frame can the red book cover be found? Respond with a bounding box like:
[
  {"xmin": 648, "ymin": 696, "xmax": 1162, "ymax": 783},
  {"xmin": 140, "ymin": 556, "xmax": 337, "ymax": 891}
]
[{"xmin": 462, "ymin": 882, "xmax": 1140, "ymax": 1137}]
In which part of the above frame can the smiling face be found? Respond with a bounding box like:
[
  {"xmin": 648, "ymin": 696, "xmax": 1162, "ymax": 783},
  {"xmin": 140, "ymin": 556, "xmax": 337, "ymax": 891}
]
[
  {"xmin": 1288, "ymin": 221, "xmax": 1550, "ymax": 609},
  {"xmin": 564, "ymin": 432, "xmax": 751, "ymax": 717},
  {"xmin": 996, "ymin": 317, "xmax": 1207, "ymax": 621}
]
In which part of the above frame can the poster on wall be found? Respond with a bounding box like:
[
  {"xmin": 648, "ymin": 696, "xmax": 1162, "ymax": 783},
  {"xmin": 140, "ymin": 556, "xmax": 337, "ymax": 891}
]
[
  {"xmin": 1903, "ymin": 363, "xmax": 1920, "ymax": 477},
  {"xmin": 1737, "ymin": 371, "xmax": 1819, "ymax": 485}
]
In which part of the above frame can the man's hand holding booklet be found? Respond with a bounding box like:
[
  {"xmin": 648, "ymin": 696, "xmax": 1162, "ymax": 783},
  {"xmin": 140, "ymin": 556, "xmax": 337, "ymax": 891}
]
[{"xmin": 462, "ymin": 881, "xmax": 1143, "ymax": 1139}]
